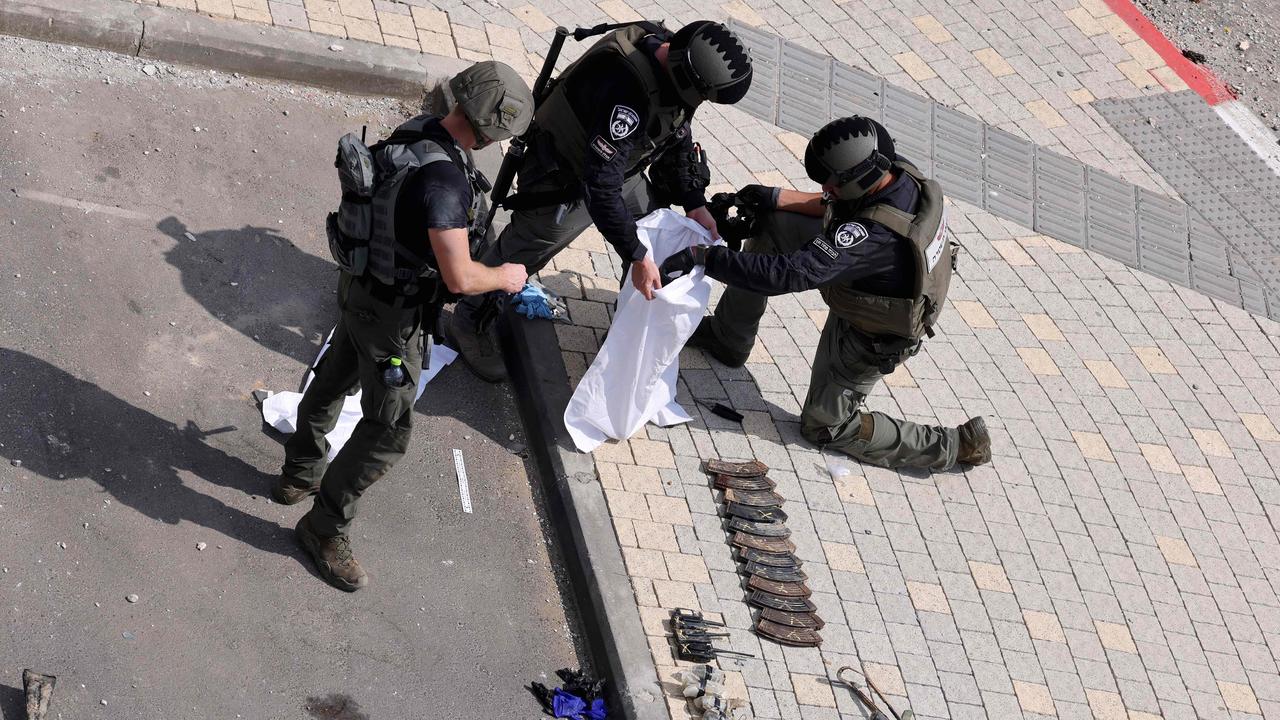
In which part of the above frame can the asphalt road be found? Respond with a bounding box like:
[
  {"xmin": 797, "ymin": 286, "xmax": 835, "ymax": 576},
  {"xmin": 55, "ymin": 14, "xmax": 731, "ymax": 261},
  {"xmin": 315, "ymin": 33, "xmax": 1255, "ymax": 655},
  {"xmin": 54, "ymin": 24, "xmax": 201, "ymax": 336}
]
[{"xmin": 0, "ymin": 36, "xmax": 581, "ymax": 719}]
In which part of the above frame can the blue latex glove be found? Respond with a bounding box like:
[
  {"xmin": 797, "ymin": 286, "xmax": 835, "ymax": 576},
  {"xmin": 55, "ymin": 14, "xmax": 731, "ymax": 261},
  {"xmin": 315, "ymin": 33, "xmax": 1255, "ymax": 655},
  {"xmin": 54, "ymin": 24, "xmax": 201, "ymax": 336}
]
[
  {"xmin": 512, "ymin": 282, "xmax": 563, "ymax": 320},
  {"xmin": 584, "ymin": 697, "xmax": 607, "ymax": 720},
  {"xmin": 551, "ymin": 689, "xmax": 587, "ymax": 719}
]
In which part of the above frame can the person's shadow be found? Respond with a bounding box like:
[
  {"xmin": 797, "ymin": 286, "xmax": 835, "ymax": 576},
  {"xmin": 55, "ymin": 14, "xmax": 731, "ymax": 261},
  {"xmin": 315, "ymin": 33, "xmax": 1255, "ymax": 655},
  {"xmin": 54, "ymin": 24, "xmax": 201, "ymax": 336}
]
[
  {"xmin": 0, "ymin": 683, "xmax": 22, "ymax": 720},
  {"xmin": 0, "ymin": 349, "xmax": 292, "ymax": 556},
  {"xmin": 158, "ymin": 216, "xmax": 337, "ymax": 363}
]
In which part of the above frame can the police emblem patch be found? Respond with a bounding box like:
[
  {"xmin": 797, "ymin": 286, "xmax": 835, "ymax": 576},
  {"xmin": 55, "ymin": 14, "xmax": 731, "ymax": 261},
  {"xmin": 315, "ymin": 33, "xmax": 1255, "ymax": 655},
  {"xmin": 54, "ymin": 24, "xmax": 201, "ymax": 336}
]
[
  {"xmin": 590, "ymin": 135, "xmax": 618, "ymax": 161},
  {"xmin": 609, "ymin": 105, "xmax": 639, "ymax": 140},
  {"xmin": 833, "ymin": 222, "xmax": 868, "ymax": 248}
]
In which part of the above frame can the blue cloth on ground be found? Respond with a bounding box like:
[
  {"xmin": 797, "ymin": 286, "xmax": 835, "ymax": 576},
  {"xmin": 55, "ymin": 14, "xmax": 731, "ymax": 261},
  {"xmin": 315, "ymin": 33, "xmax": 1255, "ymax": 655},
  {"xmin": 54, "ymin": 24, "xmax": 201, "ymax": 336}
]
[{"xmin": 512, "ymin": 282, "xmax": 558, "ymax": 320}]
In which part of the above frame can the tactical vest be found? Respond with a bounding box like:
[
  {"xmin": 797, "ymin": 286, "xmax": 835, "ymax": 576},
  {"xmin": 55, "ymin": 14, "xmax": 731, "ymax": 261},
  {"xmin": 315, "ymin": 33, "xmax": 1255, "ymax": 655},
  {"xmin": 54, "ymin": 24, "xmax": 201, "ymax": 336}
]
[
  {"xmin": 819, "ymin": 161, "xmax": 954, "ymax": 342},
  {"xmin": 367, "ymin": 116, "xmax": 485, "ymax": 287},
  {"xmin": 534, "ymin": 24, "xmax": 688, "ymax": 179}
]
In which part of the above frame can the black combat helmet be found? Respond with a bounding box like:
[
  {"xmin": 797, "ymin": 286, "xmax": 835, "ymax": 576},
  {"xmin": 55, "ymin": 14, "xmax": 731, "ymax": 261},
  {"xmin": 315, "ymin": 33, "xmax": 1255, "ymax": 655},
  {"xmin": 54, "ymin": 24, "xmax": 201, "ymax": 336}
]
[
  {"xmin": 804, "ymin": 116, "xmax": 897, "ymax": 201},
  {"xmin": 667, "ymin": 21, "xmax": 753, "ymax": 106}
]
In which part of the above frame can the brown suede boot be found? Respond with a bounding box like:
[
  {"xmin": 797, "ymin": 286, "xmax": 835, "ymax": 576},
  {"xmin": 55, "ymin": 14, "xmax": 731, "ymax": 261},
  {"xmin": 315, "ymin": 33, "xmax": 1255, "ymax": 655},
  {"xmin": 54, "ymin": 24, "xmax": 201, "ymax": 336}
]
[
  {"xmin": 296, "ymin": 515, "xmax": 368, "ymax": 592},
  {"xmin": 271, "ymin": 476, "xmax": 318, "ymax": 505},
  {"xmin": 956, "ymin": 417, "xmax": 992, "ymax": 466}
]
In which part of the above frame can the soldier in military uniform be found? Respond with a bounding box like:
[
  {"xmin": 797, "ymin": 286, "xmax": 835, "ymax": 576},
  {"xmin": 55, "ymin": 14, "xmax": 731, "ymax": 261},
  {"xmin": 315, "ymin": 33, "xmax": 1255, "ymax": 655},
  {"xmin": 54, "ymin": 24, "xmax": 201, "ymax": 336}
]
[
  {"xmin": 274, "ymin": 62, "xmax": 534, "ymax": 591},
  {"xmin": 661, "ymin": 116, "xmax": 992, "ymax": 471},
  {"xmin": 450, "ymin": 20, "xmax": 754, "ymax": 382}
]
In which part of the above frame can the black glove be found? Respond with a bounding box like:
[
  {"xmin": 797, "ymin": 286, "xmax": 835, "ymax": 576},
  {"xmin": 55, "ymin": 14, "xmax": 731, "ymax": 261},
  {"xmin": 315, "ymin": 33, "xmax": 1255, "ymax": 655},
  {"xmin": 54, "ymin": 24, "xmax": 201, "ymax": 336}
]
[
  {"xmin": 736, "ymin": 184, "xmax": 780, "ymax": 211},
  {"xmin": 659, "ymin": 245, "xmax": 713, "ymax": 286}
]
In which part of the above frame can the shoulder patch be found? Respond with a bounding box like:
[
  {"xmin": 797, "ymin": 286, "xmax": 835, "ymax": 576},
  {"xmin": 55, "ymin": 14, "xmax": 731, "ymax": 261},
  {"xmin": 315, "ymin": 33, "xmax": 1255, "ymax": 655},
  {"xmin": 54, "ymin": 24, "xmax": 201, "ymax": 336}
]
[
  {"xmin": 609, "ymin": 104, "xmax": 640, "ymax": 140},
  {"xmin": 590, "ymin": 135, "xmax": 618, "ymax": 161},
  {"xmin": 810, "ymin": 236, "xmax": 839, "ymax": 260},
  {"xmin": 833, "ymin": 222, "xmax": 869, "ymax": 249}
]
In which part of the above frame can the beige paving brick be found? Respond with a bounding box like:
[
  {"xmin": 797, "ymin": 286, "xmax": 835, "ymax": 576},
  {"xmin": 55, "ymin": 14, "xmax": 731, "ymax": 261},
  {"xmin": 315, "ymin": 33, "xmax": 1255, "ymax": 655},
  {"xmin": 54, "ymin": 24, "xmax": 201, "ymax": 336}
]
[
  {"xmin": 907, "ymin": 581, "xmax": 951, "ymax": 614},
  {"xmin": 337, "ymin": 0, "xmax": 374, "ymax": 20},
  {"xmin": 623, "ymin": 546, "xmax": 670, "ymax": 580},
  {"xmin": 806, "ymin": 308, "xmax": 827, "ymax": 332},
  {"xmin": 1018, "ymin": 347, "xmax": 1061, "ymax": 376},
  {"xmin": 486, "ymin": 22, "xmax": 523, "ymax": 50},
  {"xmin": 304, "ymin": 0, "xmax": 341, "ymax": 23},
  {"xmin": 991, "ymin": 240, "xmax": 1035, "ymax": 266},
  {"xmin": 1151, "ymin": 65, "xmax": 1190, "ymax": 91},
  {"xmin": 1080, "ymin": 0, "xmax": 1111, "ymax": 17},
  {"xmin": 345, "ymin": 17, "xmax": 384, "ymax": 44},
  {"xmin": 638, "ymin": 604, "xmax": 669, "ymax": 636},
  {"xmin": 893, "ymin": 51, "xmax": 937, "ymax": 82},
  {"xmin": 652, "ymin": 579, "xmax": 699, "ymax": 609},
  {"xmin": 1042, "ymin": 235, "xmax": 1083, "ymax": 253},
  {"xmin": 1023, "ymin": 313, "xmax": 1065, "ymax": 342},
  {"xmin": 1124, "ymin": 39, "xmax": 1165, "ymax": 70},
  {"xmin": 234, "ymin": 0, "xmax": 269, "ymax": 13},
  {"xmin": 1074, "ymin": 431, "xmax": 1114, "ymax": 462},
  {"xmin": 382, "ymin": 33, "xmax": 421, "ymax": 50},
  {"xmin": 631, "ymin": 438, "xmax": 676, "ymax": 468},
  {"xmin": 1182, "ymin": 465, "xmax": 1223, "ymax": 495},
  {"xmin": 752, "ymin": 170, "xmax": 792, "ymax": 188},
  {"xmin": 1218, "ymin": 681, "xmax": 1261, "ymax": 714},
  {"xmin": 613, "ymin": 516, "xmax": 636, "ymax": 547},
  {"xmin": 597, "ymin": 461, "xmax": 622, "ymax": 490},
  {"xmin": 883, "ymin": 364, "xmax": 915, "ymax": 388},
  {"xmin": 417, "ymin": 28, "xmax": 456, "ymax": 57},
  {"xmin": 308, "ymin": 19, "xmax": 346, "ymax": 36},
  {"xmin": 1085, "ymin": 359, "xmax": 1129, "ymax": 389},
  {"xmin": 605, "ymin": 488, "xmax": 651, "ymax": 521},
  {"xmin": 823, "ymin": 541, "xmax": 866, "ymax": 573},
  {"xmin": 952, "ymin": 300, "xmax": 998, "ymax": 329},
  {"xmin": 792, "ymin": 673, "xmax": 837, "ymax": 707},
  {"xmin": 1064, "ymin": 6, "xmax": 1106, "ymax": 36},
  {"xmin": 1068, "ymin": 88, "xmax": 1096, "ymax": 105},
  {"xmin": 1026, "ymin": 99, "xmax": 1067, "ymax": 129},
  {"xmin": 647, "ymin": 495, "xmax": 693, "ymax": 526},
  {"xmin": 1085, "ymin": 689, "xmax": 1128, "ymax": 720},
  {"xmin": 1101, "ymin": 13, "xmax": 1140, "ymax": 43},
  {"xmin": 835, "ymin": 475, "xmax": 875, "ymax": 506},
  {"xmin": 1157, "ymin": 535, "xmax": 1198, "ymax": 567},
  {"xmin": 377, "ymin": 10, "xmax": 416, "ymax": 39},
  {"xmin": 234, "ymin": 6, "xmax": 273, "ymax": 23},
  {"xmin": 1094, "ymin": 620, "xmax": 1137, "ymax": 653},
  {"xmin": 160, "ymin": 0, "xmax": 198, "ymax": 9},
  {"xmin": 594, "ymin": 439, "xmax": 633, "ymax": 464},
  {"xmin": 912, "ymin": 14, "xmax": 954, "ymax": 44},
  {"xmin": 1241, "ymin": 413, "xmax": 1280, "ymax": 442},
  {"xmin": 1133, "ymin": 346, "xmax": 1176, "ymax": 374},
  {"xmin": 973, "ymin": 47, "xmax": 1015, "ymax": 77},
  {"xmin": 863, "ymin": 663, "xmax": 905, "ymax": 696},
  {"xmin": 1138, "ymin": 443, "xmax": 1181, "ymax": 474},
  {"xmin": 1013, "ymin": 680, "xmax": 1056, "ymax": 716},
  {"xmin": 452, "ymin": 23, "xmax": 489, "ymax": 52},
  {"xmin": 1129, "ymin": 712, "xmax": 1163, "ymax": 720},
  {"xmin": 970, "ymin": 561, "xmax": 1013, "ymax": 593},
  {"xmin": 1024, "ymin": 610, "xmax": 1066, "ymax": 643},
  {"xmin": 722, "ymin": 671, "xmax": 748, "ymax": 703},
  {"xmin": 410, "ymin": 5, "xmax": 447, "ymax": 31},
  {"xmin": 664, "ymin": 552, "xmax": 710, "ymax": 584},
  {"xmin": 1116, "ymin": 59, "xmax": 1156, "ymax": 88},
  {"xmin": 512, "ymin": 5, "xmax": 556, "ymax": 33},
  {"xmin": 619, "ymin": 465, "xmax": 664, "ymax": 494},
  {"xmin": 722, "ymin": 0, "xmax": 765, "ymax": 26},
  {"xmin": 198, "ymin": 0, "xmax": 236, "ymax": 17},
  {"xmin": 633, "ymin": 520, "xmax": 680, "ymax": 552},
  {"xmin": 776, "ymin": 131, "xmax": 809, "ymax": 159},
  {"xmin": 1192, "ymin": 427, "xmax": 1233, "ymax": 458},
  {"xmin": 598, "ymin": 0, "xmax": 642, "ymax": 21}
]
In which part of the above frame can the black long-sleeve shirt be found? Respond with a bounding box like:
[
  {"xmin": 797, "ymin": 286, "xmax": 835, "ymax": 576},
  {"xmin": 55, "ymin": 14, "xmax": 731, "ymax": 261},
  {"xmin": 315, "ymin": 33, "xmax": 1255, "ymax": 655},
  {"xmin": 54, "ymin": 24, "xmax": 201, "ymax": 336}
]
[
  {"xmin": 558, "ymin": 35, "xmax": 704, "ymax": 261},
  {"xmin": 705, "ymin": 171, "xmax": 919, "ymax": 297}
]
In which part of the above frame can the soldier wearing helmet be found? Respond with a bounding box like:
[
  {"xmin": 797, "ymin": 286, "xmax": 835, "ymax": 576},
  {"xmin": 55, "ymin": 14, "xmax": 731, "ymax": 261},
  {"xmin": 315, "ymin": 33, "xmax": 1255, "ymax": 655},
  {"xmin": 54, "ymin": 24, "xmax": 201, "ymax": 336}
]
[
  {"xmin": 661, "ymin": 116, "xmax": 992, "ymax": 472},
  {"xmin": 450, "ymin": 20, "xmax": 754, "ymax": 382},
  {"xmin": 274, "ymin": 62, "xmax": 534, "ymax": 591}
]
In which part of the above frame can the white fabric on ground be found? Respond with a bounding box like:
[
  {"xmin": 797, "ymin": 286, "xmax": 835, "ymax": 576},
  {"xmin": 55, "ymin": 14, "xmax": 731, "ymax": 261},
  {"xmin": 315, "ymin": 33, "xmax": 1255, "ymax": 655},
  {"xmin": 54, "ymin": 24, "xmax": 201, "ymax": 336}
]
[
  {"xmin": 261, "ymin": 335, "xmax": 456, "ymax": 460},
  {"xmin": 565, "ymin": 209, "xmax": 719, "ymax": 452}
]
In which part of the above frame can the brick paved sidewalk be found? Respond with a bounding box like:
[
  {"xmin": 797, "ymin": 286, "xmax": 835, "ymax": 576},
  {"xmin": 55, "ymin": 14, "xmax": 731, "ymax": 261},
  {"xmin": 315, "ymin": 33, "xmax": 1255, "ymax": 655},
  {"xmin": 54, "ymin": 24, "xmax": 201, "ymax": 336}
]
[{"xmin": 118, "ymin": 2, "xmax": 1280, "ymax": 718}]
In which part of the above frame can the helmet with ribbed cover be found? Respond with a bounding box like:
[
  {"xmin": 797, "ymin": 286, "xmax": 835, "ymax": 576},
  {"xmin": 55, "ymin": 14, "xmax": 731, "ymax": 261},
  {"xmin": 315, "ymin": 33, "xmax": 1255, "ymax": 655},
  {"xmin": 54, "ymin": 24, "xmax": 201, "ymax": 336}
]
[
  {"xmin": 804, "ymin": 116, "xmax": 897, "ymax": 201},
  {"xmin": 666, "ymin": 21, "xmax": 753, "ymax": 107}
]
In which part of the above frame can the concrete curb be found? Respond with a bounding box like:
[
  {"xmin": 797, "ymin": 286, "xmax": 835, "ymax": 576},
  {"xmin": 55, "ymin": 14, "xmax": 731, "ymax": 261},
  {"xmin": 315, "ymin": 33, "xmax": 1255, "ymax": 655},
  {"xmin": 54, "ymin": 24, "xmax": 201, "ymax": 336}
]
[
  {"xmin": 499, "ymin": 310, "xmax": 668, "ymax": 720},
  {"xmin": 0, "ymin": 0, "xmax": 467, "ymax": 98}
]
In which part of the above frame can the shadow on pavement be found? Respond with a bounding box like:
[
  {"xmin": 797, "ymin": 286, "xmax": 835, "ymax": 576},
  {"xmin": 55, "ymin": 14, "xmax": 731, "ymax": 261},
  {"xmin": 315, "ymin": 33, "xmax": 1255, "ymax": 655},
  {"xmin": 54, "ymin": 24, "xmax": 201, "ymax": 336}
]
[
  {"xmin": 0, "ymin": 683, "xmax": 21, "ymax": 720},
  {"xmin": 158, "ymin": 216, "xmax": 336, "ymax": 364},
  {"xmin": 0, "ymin": 349, "xmax": 293, "ymax": 557}
]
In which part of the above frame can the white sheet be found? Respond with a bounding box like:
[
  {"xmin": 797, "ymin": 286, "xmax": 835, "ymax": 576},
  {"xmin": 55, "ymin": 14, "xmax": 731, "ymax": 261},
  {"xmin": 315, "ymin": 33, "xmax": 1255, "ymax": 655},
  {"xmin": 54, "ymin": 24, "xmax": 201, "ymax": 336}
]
[
  {"xmin": 261, "ymin": 334, "xmax": 456, "ymax": 460},
  {"xmin": 564, "ymin": 209, "xmax": 720, "ymax": 452}
]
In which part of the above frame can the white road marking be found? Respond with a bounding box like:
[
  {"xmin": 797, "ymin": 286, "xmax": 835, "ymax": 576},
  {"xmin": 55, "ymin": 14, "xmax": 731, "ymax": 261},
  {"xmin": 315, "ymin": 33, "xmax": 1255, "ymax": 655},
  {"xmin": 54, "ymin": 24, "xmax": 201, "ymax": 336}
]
[
  {"xmin": 13, "ymin": 188, "xmax": 152, "ymax": 222},
  {"xmin": 1214, "ymin": 100, "xmax": 1280, "ymax": 178},
  {"xmin": 452, "ymin": 448, "xmax": 473, "ymax": 514}
]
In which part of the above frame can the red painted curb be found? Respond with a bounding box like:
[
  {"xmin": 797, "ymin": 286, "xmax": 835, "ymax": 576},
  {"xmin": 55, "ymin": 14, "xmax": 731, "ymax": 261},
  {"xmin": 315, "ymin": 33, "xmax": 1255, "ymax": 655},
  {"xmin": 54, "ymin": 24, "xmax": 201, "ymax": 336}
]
[{"xmin": 1100, "ymin": 0, "xmax": 1236, "ymax": 105}]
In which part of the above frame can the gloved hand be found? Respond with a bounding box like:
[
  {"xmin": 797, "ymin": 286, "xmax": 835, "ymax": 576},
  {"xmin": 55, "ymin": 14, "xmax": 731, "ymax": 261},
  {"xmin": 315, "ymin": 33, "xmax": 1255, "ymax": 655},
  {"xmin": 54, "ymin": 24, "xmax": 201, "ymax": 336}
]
[
  {"xmin": 659, "ymin": 245, "xmax": 714, "ymax": 286},
  {"xmin": 735, "ymin": 184, "xmax": 780, "ymax": 211}
]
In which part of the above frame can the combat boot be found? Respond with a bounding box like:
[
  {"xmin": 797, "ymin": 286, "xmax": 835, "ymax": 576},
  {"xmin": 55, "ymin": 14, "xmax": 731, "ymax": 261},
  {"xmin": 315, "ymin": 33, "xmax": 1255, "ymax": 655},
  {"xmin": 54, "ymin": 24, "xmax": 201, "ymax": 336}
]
[
  {"xmin": 296, "ymin": 515, "xmax": 369, "ymax": 592},
  {"xmin": 956, "ymin": 417, "xmax": 991, "ymax": 466},
  {"xmin": 685, "ymin": 318, "xmax": 750, "ymax": 368},
  {"xmin": 271, "ymin": 476, "xmax": 318, "ymax": 505},
  {"xmin": 449, "ymin": 297, "xmax": 508, "ymax": 383}
]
